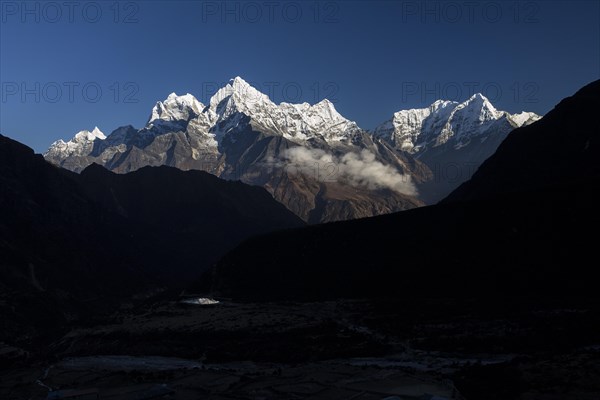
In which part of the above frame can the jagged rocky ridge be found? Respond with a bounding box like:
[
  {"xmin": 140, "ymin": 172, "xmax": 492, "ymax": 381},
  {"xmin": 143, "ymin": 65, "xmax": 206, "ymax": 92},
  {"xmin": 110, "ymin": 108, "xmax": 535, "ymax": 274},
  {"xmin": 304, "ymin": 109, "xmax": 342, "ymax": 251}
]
[{"xmin": 45, "ymin": 77, "xmax": 540, "ymax": 221}]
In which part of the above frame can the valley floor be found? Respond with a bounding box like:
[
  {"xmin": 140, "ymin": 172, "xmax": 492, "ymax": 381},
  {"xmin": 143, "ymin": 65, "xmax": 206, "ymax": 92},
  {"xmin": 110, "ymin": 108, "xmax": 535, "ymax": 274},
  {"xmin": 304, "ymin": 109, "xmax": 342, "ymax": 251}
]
[{"xmin": 2, "ymin": 298, "xmax": 600, "ymax": 399}]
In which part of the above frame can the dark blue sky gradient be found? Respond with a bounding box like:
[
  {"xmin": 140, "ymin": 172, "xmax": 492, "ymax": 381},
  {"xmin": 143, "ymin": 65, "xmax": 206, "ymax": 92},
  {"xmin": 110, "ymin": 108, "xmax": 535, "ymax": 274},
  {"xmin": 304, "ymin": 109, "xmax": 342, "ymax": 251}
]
[{"xmin": 1, "ymin": 0, "xmax": 599, "ymax": 152}]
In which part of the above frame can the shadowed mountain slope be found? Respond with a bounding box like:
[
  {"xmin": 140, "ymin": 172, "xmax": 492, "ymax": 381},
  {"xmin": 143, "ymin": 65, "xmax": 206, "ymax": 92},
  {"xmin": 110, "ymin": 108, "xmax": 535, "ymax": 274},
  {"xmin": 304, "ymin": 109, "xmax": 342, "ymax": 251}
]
[
  {"xmin": 202, "ymin": 80, "xmax": 600, "ymax": 301},
  {"xmin": 0, "ymin": 135, "xmax": 302, "ymax": 343}
]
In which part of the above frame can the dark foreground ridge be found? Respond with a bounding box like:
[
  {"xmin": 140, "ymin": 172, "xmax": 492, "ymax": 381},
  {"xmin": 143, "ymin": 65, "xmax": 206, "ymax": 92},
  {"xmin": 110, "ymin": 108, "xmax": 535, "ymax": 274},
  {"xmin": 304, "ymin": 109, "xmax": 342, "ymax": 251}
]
[
  {"xmin": 0, "ymin": 137, "xmax": 303, "ymax": 343},
  {"xmin": 204, "ymin": 80, "xmax": 600, "ymax": 301}
]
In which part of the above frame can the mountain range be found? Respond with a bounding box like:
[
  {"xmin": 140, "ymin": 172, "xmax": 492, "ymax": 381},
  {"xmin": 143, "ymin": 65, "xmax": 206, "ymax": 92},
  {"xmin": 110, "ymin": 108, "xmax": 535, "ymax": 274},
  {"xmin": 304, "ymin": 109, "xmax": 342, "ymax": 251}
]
[
  {"xmin": 44, "ymin": 77, "xmax": 540, "ymax": 222},
  {"xmin": 200, "ymin": 79, "xmax": 600, "ymax": 301}
]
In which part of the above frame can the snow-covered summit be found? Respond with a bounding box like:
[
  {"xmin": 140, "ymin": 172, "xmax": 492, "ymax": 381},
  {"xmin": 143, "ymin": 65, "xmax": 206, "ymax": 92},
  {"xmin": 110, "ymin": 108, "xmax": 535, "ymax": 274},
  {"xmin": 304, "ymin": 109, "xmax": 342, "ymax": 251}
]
[
  {"xmin": 209, "ymin": 76, "xmax": 271, "ymax": 111},
  {"xmin": 455, "ymin": 93, "xmax": 504, "ymax": 121},
  {"xmin": 149, "ymin": 93, "xmax": 205, "ymax": 124},
  {"xmin": 374, "ymin": 94, "xmax": 542, "ymax": 153},
  {"xmin": 74, "ymin": 127, "xmax": 106, "ymax": 141},
  {"xmin": 205, "ymin": 76, "xmax": 359, "ymax": 143},
  {"xmin": 509, "ymin": 111, "xmax": 542, "ymax": 126},
  {"xmin": 278, "ymin": 98, "xmax": 360, "ymax": 142},
  {"xmin": 45, "ymin": 127, "xmax": 106, "ymax": 159}
]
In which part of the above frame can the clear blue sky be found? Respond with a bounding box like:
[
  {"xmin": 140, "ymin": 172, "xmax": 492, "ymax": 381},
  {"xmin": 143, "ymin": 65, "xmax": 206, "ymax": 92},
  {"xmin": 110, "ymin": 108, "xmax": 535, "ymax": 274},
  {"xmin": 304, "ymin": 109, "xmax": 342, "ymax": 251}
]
[{"xmin": 1, "ymin": 0, "xmax": 599, "ymax": 152}]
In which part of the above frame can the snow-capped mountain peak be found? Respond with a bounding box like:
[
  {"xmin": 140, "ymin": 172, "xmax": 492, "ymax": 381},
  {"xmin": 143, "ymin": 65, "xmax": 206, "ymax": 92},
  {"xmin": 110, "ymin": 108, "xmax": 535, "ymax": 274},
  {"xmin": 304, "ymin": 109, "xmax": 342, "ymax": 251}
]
[
  {"xmin": 509, "ymin": 111, "xmax": 542, "ymax": 126},
  {"xmin": 373, "ymin": 94, "xmax": 541, "ymax": 153},
  {"xmin": 230, "ymin": 76, "xmax": 255, "ymax": 92},
  {"xmin": 431, "ymin": 99, "xmax": 459, "ymax": 111},
  {"xmin": 149, "ymin": 93, "xmax": 205, "ymax": 124},
  {"xmin": 73, "ymin": 126, "xmax": 106, "ymax": 142},
  {"xmin": 312, "ymin": 98, "xmax": 339, "ymax": 116},
  {"xmin": 203, "ymin": 77, "xmax": 359, "ymax": 143},
  {"xmin": 468, "ymin": 92, "xmax": 488, "ymax": 102},
  {"xmin": 454, "ymin": 93, "xmax": 503, "ymax": 121},
  {"xmin": 44, "ymin": 127, "xmax": 106, "ymax": 159},
  {"xmin": 209, "ymin": 76, "xmax": 272, "ymax": 112}
]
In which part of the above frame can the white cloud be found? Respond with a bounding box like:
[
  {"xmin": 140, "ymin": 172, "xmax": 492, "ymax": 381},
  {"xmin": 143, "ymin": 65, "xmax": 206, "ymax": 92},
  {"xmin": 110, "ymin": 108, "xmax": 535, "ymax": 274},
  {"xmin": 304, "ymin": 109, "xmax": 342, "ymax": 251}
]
[{"xmin": 279, "ymin": 147, "xmax": 417, "ymax": 196}]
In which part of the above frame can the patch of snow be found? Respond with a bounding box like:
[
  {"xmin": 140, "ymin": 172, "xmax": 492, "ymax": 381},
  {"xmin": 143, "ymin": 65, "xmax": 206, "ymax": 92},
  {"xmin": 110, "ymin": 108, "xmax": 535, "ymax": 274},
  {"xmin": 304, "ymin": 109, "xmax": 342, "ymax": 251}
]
[{"xmin": 180, "ymin": 297, "xmax": 220, "ymax": 305}]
